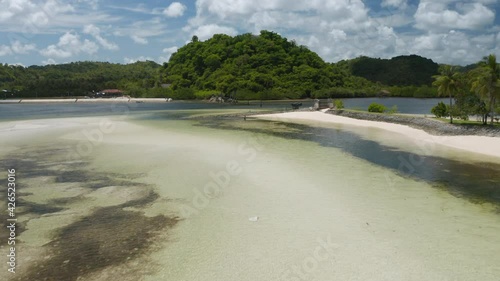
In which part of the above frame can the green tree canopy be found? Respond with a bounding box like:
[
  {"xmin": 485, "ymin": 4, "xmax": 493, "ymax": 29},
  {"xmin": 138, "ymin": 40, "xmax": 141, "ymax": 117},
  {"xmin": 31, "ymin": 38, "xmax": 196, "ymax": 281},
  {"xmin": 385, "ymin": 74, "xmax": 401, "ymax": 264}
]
[
  {"xmin": 432, "ymin": 65, "xmax": 461, "ymax": 123},
  {"xmin": 470, "ymin": 54, "xmax": 500, "ymax": 124},
  {"xmin": 163, "ymin": 30, "xmax": 374, "ymax": 99},
  {"xmin": 350, "ymin": 55, "xmax": 439, "ymax": 86}
]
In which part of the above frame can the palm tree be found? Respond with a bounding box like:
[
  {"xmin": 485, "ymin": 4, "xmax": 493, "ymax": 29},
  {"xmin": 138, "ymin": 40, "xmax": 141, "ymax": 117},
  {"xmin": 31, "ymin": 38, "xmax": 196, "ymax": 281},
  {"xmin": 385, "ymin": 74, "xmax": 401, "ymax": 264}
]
[
  {"xmin": 433, "ymin": 65, "xmax": 460, "ymax": 123},
  {"xmin": 471, "ymin": 54, "xmax": 500, "ymax": 125}
]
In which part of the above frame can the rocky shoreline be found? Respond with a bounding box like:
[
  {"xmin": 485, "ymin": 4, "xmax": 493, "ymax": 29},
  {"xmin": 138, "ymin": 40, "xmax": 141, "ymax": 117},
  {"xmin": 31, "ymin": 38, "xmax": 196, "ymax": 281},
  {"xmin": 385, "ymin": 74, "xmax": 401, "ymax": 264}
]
[{"xmin": 326, "ymin": 109, "xmax": 500, "ymax": 137}]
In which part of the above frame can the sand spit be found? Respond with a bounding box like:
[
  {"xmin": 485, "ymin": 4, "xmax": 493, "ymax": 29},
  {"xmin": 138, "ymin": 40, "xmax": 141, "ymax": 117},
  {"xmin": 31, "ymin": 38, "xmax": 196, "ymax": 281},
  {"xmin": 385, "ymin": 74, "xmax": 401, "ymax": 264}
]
[
  {"xmin": 253, "ymin": 111, "xmax": 500, "ymax": 159},
  {"xmin": 328, "ymin": 110, "xmax": 500, "ymax": 137}
]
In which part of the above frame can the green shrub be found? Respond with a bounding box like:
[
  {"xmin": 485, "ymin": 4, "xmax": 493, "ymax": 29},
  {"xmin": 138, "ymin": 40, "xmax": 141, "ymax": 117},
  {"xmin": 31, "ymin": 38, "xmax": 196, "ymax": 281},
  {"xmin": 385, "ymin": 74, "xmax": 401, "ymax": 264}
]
[
  {"xmin": 431, "ymin": 102, "xmax": 448, "ymax": 118},
  {"xmin": 194, "ymin": 90, "xmax": 220, "ymax": 99},
  {"xmin": 414, "ymin": 85, "xmax": 437, "ymax": 98},
  {"xmin": 368, "ymin": 102, "xmax": 387, "ymax": 113},
  {"xmin": 173, "ymin": 87, "xmax": 195, "ymax": 99},
  {"xmin": 388, "ymin": 105, "xmax": 398, "ymax": 114},
  {"xmin": 334, "ymin": 99, "xmax": 344, "ymax": 109}
]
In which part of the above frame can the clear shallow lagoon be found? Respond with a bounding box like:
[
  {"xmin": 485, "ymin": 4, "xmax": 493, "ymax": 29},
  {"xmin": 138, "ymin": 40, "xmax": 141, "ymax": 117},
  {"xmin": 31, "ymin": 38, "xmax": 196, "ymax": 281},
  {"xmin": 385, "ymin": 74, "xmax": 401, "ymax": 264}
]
[
  {"xmin": 0, "ymin": 97, "xmax": 447, "ymax": 121},
  {"xmin": 0, "ymin": 102, "xmax": 499, "ymax": 281}
]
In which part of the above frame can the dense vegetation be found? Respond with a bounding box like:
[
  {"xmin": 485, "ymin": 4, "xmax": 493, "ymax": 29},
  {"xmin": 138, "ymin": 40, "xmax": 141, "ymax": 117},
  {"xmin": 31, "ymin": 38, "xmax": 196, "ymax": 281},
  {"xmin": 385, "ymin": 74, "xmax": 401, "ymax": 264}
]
[
  {"xmin": 431, "ymin": 54, "xmax": 500, "ymax": 125},
  {"xmin": 163, "ymin": 31, "xmax": 441, "ymax": 99},
  {"xmin": 0, "ymin": 61, "xmax": 161, "ymax": 98},
  {"xmin": 2, "ymin": 29, "xmax": 496, "ymax": 125},
  {"xmin": 1, "ymin": 31, "xmax": 443, "ymax": 100},
  {"xmin": 163, "ymin": 31, "xmax": 383, "ymax": 100},
  {"xmin": 368, "ymin": 102, "xmax": 387, "ymax": 113},
  {"xmin": 431, "ymin": 102, "xmax": 448, "ymax": 118},
  {"xmin": 350, "ymin": 55, "xmax": 439, "ymax": 86},
  {"xmin": 1, "ymin": 30, "xmax": 497, "ymax": 118}
]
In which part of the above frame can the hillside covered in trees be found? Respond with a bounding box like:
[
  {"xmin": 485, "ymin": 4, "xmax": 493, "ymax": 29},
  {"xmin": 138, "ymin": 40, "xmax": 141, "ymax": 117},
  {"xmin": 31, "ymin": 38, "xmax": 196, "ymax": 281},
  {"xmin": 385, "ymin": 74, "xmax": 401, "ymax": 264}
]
[
  {"xmin": 0, "ymin": 61, "xmax": 161, "ymax": 98},
  {"xmin": 1, "ymin": 30, "xmax": 448, "ymax": 99},
  {"xmin": 163, "ymin": 31, "xmax": 381, "ymax": 99},
  {"xmin": 350, "ymin": 55, "xmax": 439, "ymax": 86}
]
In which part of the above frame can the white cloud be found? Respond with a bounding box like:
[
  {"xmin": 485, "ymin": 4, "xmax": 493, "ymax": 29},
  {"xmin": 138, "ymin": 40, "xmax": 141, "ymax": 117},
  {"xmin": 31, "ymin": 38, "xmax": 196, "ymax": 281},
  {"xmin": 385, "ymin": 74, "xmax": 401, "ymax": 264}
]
[
  {"xmin": 381, "ymin": 0, "xmax": 407, "ymax": 8},
  {"xmin": 192, "ymin": 0, "xmax": 369, "ymax": 20},
  {"xmin": 163, "ymin": 2, "xmax": 187, "ymax": 17},
  {"xmin": 131, "ymin": 35, "xmax": 148, "ymax": 44},
  {"xmin": 0, "ymin": 0, "xmax": 117, "ymax": 34},
  {"xmin": 415, "ymin": 1, "xmax": 495, "ymax": 31},
  {"xmin": 194, "ymin": 0, "xmax": 255, "ymax": 18},
  {"xmin": 83, "ymin": 24, "xmax": 119, "ymax": 50},
  {"xmin": 185, "ymin": 0, "xmax": 404, "ymax": 62},
  {"xmin": 329, "ymin": 29, "xmax": 347, "ymax": 41},
  {"xmin": 42, "ymin": 58, "xmax": 57, "ymax": 65},
  {"xmin": 40, "ymin": 32, "xmax": 98, "ymax": 58},
  {"xmin": 41, "ymin": 45, "xmax": 72, "ymax": 58},
  {"xmin": 182, "ymin": 0, "xmax": 499, "ymax": 65},
  {"xmin": 471, "ymin": 34, "xmax": 496, "ymax": 46},
  {"xmin": 77, "ymin": 0, "xmax": 99, "ymax": 10},
  {"xmin": 83, "ymin": 24, "xmax": 100, "ymax": 37},
  {"xmin": 0, "ymin": 0, "xmax": 73, "ymax": 27},
  {"xmin": 163, "ymin": 46, "xmax": 178, "ymax": 56},
  {"xmin": 412, "ymin": 34, "xmax": 444, "ymax": 51},
  {"xmin": 0, "ymin": 41, "xmax": 36, "ymax": 56},
  {"xmin": 159, "ymin": 46, "xmax": 179, "ymax": 63},
  {"xmin": 9, "ymin": 62, "xmax": 26, "ymax": 67},
  {"xmin": 11, "ymin": 41, "xmax": 36, "ymax": 54},
  {"xmin": 407, "ymin": 30, "xmax": 496, "ymax": 65},
  {"xmin": 0, "ymin": 0, "xmax": 497, "ymax": 67},
  {"xmin": 0, "ymin": 45, "xmax": 12, "ymax": 56},
  {"xmin": 124, "ymin": 56, "xmax": 154, "ymax": 64},
  {"xmin": 377, "ymin": 25, "xmax": 396, "ymax": 38},
  {"xmin": 108, "ymin": 4, "xmax": 152, "ymax": 14},
  {"xmin": 192, "ymin": 24, "xmax": 238, "ymax": 40},
  {"xmin": 114, "ymin": 18, "xmax": 167, "ymax": 45},
  {"xmin": 186, "ymin": 0, "xmax": 374, "ymax": 48}
]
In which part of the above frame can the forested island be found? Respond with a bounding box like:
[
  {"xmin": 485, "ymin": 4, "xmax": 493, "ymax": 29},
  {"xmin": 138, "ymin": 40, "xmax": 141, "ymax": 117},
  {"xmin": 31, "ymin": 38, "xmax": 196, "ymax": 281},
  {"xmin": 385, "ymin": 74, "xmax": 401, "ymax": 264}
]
[
  {"xmin": 0, "ymin": 30, "xmax": 497, "ymax": 123},
  {"xmin": 2, "ymin": 30, "xmax": 441, "ymax": 100}
]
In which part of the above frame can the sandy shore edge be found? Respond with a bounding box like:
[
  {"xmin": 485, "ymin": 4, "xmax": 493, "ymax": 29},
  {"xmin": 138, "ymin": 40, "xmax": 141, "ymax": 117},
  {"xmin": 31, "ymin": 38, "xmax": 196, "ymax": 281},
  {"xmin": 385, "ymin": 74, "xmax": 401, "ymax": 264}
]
[{"xmin": 253, "ymin": 111, "xmax": 500, "ymax": 159}]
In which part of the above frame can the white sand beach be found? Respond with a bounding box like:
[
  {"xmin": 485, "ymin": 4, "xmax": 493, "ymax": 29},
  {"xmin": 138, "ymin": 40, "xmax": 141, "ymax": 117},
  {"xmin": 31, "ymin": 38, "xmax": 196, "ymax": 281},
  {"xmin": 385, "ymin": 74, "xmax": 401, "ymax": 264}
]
[{"xmin": 254, "ymin": 111, "xmax": 500, "ymax": 159}]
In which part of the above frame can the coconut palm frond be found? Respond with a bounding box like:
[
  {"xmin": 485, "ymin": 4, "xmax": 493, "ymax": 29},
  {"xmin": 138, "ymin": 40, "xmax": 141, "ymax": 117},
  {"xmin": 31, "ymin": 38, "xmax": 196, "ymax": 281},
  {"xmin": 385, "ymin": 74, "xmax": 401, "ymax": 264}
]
[
  {"xmin": 433, "ymin": 65, "xmax": 460, "ymax": 123},
  {"xmin": 470, "ymin": 54, "xmax": 500, "ymax": 124}
]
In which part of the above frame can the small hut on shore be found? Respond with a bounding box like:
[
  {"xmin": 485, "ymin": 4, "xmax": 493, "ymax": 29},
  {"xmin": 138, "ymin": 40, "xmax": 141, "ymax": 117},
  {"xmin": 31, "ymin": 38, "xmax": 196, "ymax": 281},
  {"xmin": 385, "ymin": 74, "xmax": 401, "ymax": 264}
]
[
  {"xmin": 314, "ymin": 99, "xmax": 334, "ymax": 110},
  {"xmin": 95, "ymin": 89, "xmax": 124, "ymax": 98}
]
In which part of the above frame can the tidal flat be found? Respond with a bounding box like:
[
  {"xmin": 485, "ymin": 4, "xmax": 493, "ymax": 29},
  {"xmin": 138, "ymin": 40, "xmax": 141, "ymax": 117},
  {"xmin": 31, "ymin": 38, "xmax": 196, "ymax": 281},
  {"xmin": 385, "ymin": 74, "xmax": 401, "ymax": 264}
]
[{"xmin": 1, "ymin": 113, "xmax": 500, "ymax": 281}]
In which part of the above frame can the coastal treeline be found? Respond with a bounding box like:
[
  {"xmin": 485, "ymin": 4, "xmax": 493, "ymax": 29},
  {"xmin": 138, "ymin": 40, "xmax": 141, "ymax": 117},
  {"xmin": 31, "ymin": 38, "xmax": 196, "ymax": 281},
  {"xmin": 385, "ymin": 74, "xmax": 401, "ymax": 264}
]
[
  {"xmin": 0, "ymin": 61, "xmax": 161, "ymax": 98},
  {"xmin": 431, "ymin": 54, "xmax": 500, "ymax": 125},
  {"xmin": 2, "ymin": 31, "xmax": 442, "ymax": 100},
  {"xmin": 164, "ymin": 31, "xmax": 438, "ymax": 99},
  {"xmin": 1, "ymin": 30, "xmax": 496, "ymax": 107},
  {"xmin": 164, "ymin": 31, "xmax": 377, "ymax": 99},
  {"xmin": 351, "ymin": 55, "xmax": 438, "ymax": 86}
]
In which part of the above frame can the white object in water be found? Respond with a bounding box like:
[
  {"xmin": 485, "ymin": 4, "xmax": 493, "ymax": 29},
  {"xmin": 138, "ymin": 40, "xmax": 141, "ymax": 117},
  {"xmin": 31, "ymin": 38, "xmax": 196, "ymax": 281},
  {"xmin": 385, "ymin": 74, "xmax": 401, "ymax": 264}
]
[{"xmin": 248, "ymin": 216, "xmax": 259, "ymax": 222}]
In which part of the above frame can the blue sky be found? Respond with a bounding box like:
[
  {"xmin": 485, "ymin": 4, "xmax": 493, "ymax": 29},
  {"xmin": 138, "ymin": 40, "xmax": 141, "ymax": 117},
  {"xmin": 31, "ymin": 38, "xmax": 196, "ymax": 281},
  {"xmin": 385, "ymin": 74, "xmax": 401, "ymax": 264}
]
[{"xmin": 0, "ymin": 0, "xmax": 498, "ymax": 66}]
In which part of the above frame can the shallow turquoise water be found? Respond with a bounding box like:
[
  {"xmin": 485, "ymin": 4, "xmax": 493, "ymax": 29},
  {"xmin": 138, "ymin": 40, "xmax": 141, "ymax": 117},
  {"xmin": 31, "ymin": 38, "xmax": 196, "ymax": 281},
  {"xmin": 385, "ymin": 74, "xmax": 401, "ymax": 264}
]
[
  {"xmin": 192, "ymin": 118, "xmax": 500, "ymax": 207},
  {"xmin": 0, "ymin": 106, "xmax": 499, "ymax": 281}
]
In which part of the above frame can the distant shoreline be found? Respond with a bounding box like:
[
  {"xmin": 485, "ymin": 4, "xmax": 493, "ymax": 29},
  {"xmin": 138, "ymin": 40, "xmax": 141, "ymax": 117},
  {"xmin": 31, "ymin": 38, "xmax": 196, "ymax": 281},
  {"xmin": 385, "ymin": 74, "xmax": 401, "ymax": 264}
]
[
  {"xmin": 0, "ymin": 98, "xmax": 172, "ymax": 104},
  {"xmin": 0, "ymin": 97, "xmax": 448, "ymax": 105}
]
